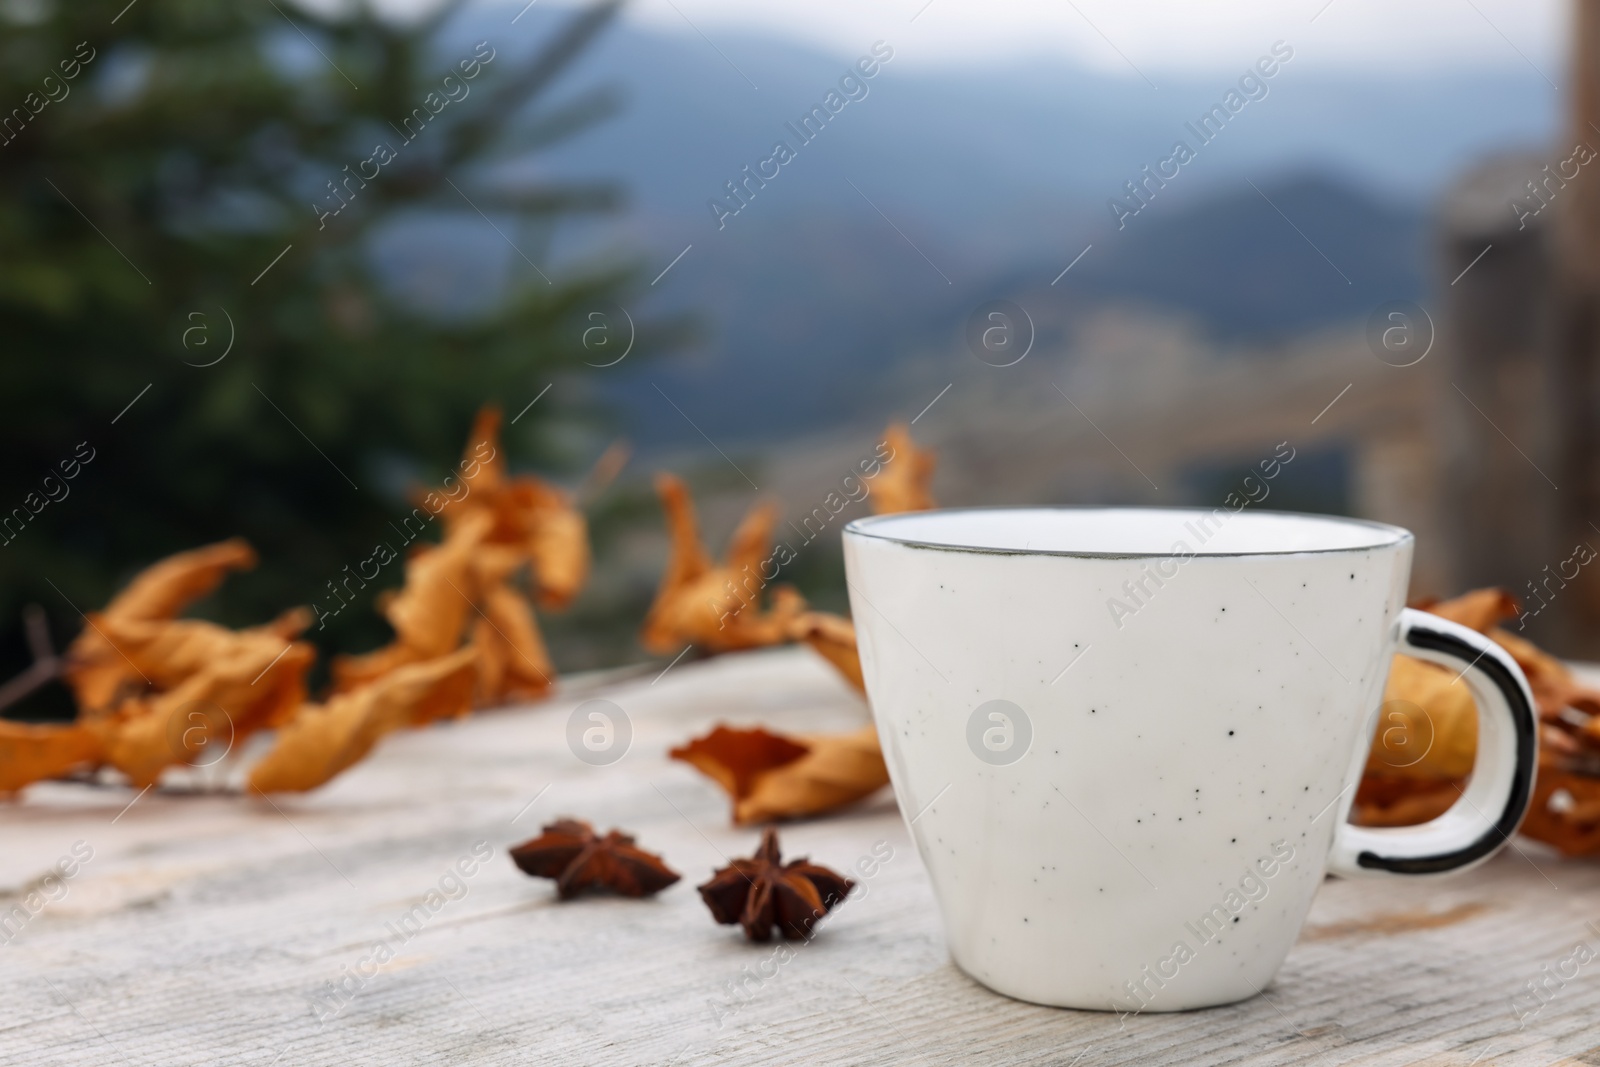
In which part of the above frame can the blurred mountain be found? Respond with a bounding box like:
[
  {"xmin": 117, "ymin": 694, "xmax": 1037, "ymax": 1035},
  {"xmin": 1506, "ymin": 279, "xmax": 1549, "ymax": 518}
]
[
  {"xmin": 422, "ymin": 5, "xmax": 1557, "ymax": 446},
  {"xmin": 1048, "ymin": 172, "xmax": 1429, "ymax": 339}
]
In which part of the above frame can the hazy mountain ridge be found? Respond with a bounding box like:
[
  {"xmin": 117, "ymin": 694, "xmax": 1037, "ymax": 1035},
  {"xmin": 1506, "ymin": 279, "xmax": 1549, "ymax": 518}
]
[{"xmin": 418, "ymin": 6, "xmax": 1555, "ymax": 446}]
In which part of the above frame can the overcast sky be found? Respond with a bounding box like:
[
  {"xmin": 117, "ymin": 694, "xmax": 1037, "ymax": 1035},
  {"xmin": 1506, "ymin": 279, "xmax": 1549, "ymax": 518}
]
[
  {"xmin": 357, "ymin": 0, "xmax": 1572, "ymax": 79},
  {"xmin": 627, "ymin": 0, "xmax": 1565, "ymax": 74}
]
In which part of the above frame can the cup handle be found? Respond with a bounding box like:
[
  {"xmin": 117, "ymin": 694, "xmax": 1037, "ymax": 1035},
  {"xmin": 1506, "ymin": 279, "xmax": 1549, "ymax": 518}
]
[{"xmin": 1327, "ymin": 607, "xmax": 1538, "ymax": 877}]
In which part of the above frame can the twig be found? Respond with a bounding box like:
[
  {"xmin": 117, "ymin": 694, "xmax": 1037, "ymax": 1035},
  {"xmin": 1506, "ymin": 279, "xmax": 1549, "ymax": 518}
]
[
  {"xmin": 575, "ymin": 438, "xmax": 631, "ymax": 508},
  {"xmin": 0, "ymin": 605, "xmax": 63, "ymax": 713}
]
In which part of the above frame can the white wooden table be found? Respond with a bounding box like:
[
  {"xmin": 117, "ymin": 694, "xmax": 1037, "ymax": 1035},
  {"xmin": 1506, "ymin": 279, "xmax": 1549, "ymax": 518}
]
[{"xmin": 4, "ymin": 647, "xmax": 1600, "ymax": 1066}]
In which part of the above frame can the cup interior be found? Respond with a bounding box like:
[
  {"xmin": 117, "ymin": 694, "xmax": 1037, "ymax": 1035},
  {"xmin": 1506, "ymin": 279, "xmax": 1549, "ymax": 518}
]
[{"xmin": 845, "ymin": 506, "xmax": 1411, "ymax": 558}]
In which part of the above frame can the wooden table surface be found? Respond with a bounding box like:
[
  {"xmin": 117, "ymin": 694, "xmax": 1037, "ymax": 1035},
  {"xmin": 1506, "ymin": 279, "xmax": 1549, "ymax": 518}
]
[{"xmin": 4, "ymin": 646, "xmax": 1600, "ymax": 1067}]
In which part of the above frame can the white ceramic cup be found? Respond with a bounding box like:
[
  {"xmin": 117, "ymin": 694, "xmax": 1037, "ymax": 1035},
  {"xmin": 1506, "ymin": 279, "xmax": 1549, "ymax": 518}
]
[{"xmin": 842, "ymin": 507, "xmax": 1536, "ymax": 1012}]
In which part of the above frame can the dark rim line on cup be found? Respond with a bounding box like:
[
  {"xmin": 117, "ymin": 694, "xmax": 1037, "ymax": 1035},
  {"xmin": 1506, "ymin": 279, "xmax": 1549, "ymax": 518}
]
[{"xmin": 843, "ymin": 506, "xmax": 1415, "ymax": 561}]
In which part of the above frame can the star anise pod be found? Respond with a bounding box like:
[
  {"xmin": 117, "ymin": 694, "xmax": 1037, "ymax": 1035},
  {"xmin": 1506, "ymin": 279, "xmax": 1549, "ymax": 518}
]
[
  {"xmin": 698, "ymin": 827, "xmax": 855, "ymax": 941},
  {"xmin": 509, "ymin": 818, "xmax": 680, "ymax": 899}
]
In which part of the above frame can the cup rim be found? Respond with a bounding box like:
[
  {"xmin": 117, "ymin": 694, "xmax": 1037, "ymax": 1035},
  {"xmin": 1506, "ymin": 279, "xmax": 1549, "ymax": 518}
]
[{"xmin": 842, "ymin": 505, "xmax": 1414, "ymax": 560}]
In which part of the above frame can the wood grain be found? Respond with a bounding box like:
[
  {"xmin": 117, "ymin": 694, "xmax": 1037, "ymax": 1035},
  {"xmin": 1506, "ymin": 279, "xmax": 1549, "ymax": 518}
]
[{"xmin": 2, "ymin": 647, "xmax": 1599, "ymax": 1066}]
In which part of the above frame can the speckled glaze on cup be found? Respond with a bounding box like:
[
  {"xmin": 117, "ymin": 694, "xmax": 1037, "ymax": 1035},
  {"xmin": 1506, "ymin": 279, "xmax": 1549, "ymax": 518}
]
[{"xmin": 842, "ymin": 507, "xmax": 1536, "ymax": 1012}]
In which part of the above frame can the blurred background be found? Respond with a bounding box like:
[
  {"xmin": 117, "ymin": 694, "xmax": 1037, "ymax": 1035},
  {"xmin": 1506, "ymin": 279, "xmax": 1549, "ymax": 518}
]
[{"xmin": 3, "ymin": 0, "xmax": 1593, "ymax": 719}]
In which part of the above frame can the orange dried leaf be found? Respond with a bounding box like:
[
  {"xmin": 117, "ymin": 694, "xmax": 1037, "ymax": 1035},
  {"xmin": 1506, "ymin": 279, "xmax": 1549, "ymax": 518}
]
[
  {"xmin": 670, "ymin": 723, "xmax": 888, "ymax": 824},
  {"xmin": 64, "ymin": 538, "xmax": 258, "ymax": 711},
  {"xmin": 1365, "ymin": 653, "xmax": 1478, "ymax": 782},
  {"xmin": 1418, "ymin": 588, "xmax": 1518, "ymax": 634},
  {"xmin": 462, "ymin": 405, "xmax": 509, "ymax": 492},
  {"xmin": 85, "ymin": 616, "xmax": 307, "ymax": 694},
  {"xmin": 248, "ymin": 648, "xmax": 478, "ymax": 793},
  {"xmin": 735, "ymin": 725, "xmax": 888, "ymax": 824},
  {"xmin": 329, "ymin": 642, "xmax": 428, "ymax": 694},
  {"xmin": 470, "ymin": 583, "xmax": 554, "ymax": 705},
  {"xmin": 0, "ymin": 722, "xmax": 102, "ymax": 793},
  {"xmin": 384, "ymin": 510, "xmax": 493, "ymax": 656},
  {"xmin": 1358, "ymin": 590, "xmax": 1600, "ymax": 842},
  {"xmin": 724, "ymin": 495, "xmax": 780, "ymax": 578},
  {"xmin": 650, "ymin": 472, "xmax": 712, "ymax": 592},
  {"xmin": 869, "ymin": 422, "xmax": 935, "ymax": 515},
  {"xmin": 789, "ymin": 612, "xmax": 865, "ymax": 693},
  {"xmin": 670, "ymin": 725, "xmax": 809, "ymax": 800},
  {"xmin": 331, "ymin": 511, "xmax": 493, "ymax": 693},
  {"xmin": 1520, "ymin": 768, "xmax": 1600, "ymax": 856},
  {"xmin": 463, "ymin": 547, "xmax": 542, "ymax": 703},
  {"xmin": 262, "ymin": 606, "xmax": 315, "ymax": 640},
  {"xmin": 100, "ymin": 538, "xmax": 258, "ymax": 623},
  {"xmin": 430, "ymin": 407, "xmax": 590, "ymax": 612},
  {"xmin": 1488, "ymin": 625, "xmax": 1600, "ymax": 721},
  {"xmin": 364, "ymin": 405, "xmax": 584, "ymax": 704},
  {"xmin": 1351, "ymin": 775, "xmax": 1461, "ymax": 828},
  {"xmin": 1359, "ymin": 592, "xmax": 1540, "ymax": 792},
  {"xmin": 641, "ymin": 474, "xmax": 807, "ymax": 656},
  {"xmin": 427, "ymin": 406, "xmax": 508, "ymax": 529},
  {"xmin": 469, "ymin": 543, "xmax": 529, "ymax": 591},
  {"xmin": 471, "ymin": 615, "xmax": 509, "ymax": 702},
  {"xmin": 98, "ymin": 639, "xmax": 315, "ymax": 787},
  {"xmin": 521, "ymin": 481, "xmax": 590, "ymax": 611}
]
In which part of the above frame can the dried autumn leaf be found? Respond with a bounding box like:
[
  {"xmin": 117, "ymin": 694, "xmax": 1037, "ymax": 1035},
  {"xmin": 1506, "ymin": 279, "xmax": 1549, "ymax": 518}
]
[
  {"xmin": 0, "ymin": 722, "xmax": 102, "ymax": 793},
  {"xmin": 1413, "ymin": 588, "xmax": 1518, "ymax": 633},
  {"xmin": 1363, "ymin": 653, "xmax": 1477, "ymax": 782},
  {"xmin": 513, "ymin": 478, "xmax": 590, "ymax": 611},
  {"xmin": 788, "ymin": 612, "xmax": 864, "ymax": 693},
  {"xmin": 247, "ymin": 648, "xmax": 478, "ymax": 793},
  {"xmin": 434, "ymin": 406, "xmax": 591, "ymax": 611},
  {"xmin": 509, "ymin": 817, "xmax": 680, "ymax": 898},
  {"xmin": 469, "ymin": 543, "xmax": 529, "ymax": 592},
  {"xmin": 1354, "ymin": 587, "xmax": 1600, "ymax": 845},
  {"xmin": 698, "ymin": 827, "xmax": 854, "ymax": 941},
  {"xmin": 100, "ymin": 538, "xmax": 258, "ymax": 623},
  {"xmin": 868, "ymin": 422, "xmax": 935, "ymax": 515},
  {"xmin": 64, "ymin": 538, "xmax": 258, "ymax": 711},
  {"xmin": 262, "ymin": 606, "xmax": 316, "ymax": 639},
  {"xmin": 384, "ymin": 509, "xmax": 494, "ymax": 656},
  {"xmin": 331, "ymin": 510, "xmax": 493, "ymax": 693},
  {"xmin": 1519, "ymin": 703, "xmax": 1600, "ymax": 855},
  {"xmin": 1357, "ymin": 589, "xmax": 1524, "ymax": 788},
  {"xmin": 1354, "ymin": 590, "xmax": 1510, "ymax": 824},
  {"xmin": 453, "ymin": 543, "xmax": 555, "ymax": 704},
  {"xmin": 641, "ymin": 473, "xmax": 807, "ymax": 656},
  {"xmin": 415, "ymin": 406, "xmax": 506, "ymax": 537},
  {"xmin": 1490, "ymin": 625, "xmax": 1600, "ymax": 721},
  {"xmin": 462, "ymin": 404, "xmax": 509, "ymax": 490},
  {"xmin": 326, "ymin": 642, "xmax": 426, "ymax": 694},
  {"xmin": 671, "ymin": 725, "xmax": 809, "ymax": 801},
  {"xmin": 1408, "ymin": 588, "xmax": 1600, "ymax": 723},
  {"xmin": 469, "ymin": 582, "xmax": 554, "ymax": 705},
  {"xmin": 670, "ymin": 723, "xmax": 889, "ymax": 824},
  {"xmin": 335, "ymin": 406, "xmax": 586, "ymax": 706},
  {"xmin": 1351, "ymin": 774, "xmax": 1460, "ymax": 828},
  {"xmin": 1522, "ymin": 766, "xmax": 1600, "ymax": 856},
  {"xmin": 98, "ymin": 639, "xmax": 316, "ymax": 788},
  {"xmin": 3, "ymin": 538, "xmax": 325, "ymax": 794},
  {"xmin": 84, "ymin": 615, "xmax": 311, "ymax": 695}
]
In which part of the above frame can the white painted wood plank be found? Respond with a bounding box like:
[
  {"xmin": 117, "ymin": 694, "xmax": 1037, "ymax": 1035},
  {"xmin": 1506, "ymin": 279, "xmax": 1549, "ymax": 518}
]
[{"xmin": 1, "ymin": 647, "xmax": 1598, "ymax": 1066}]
